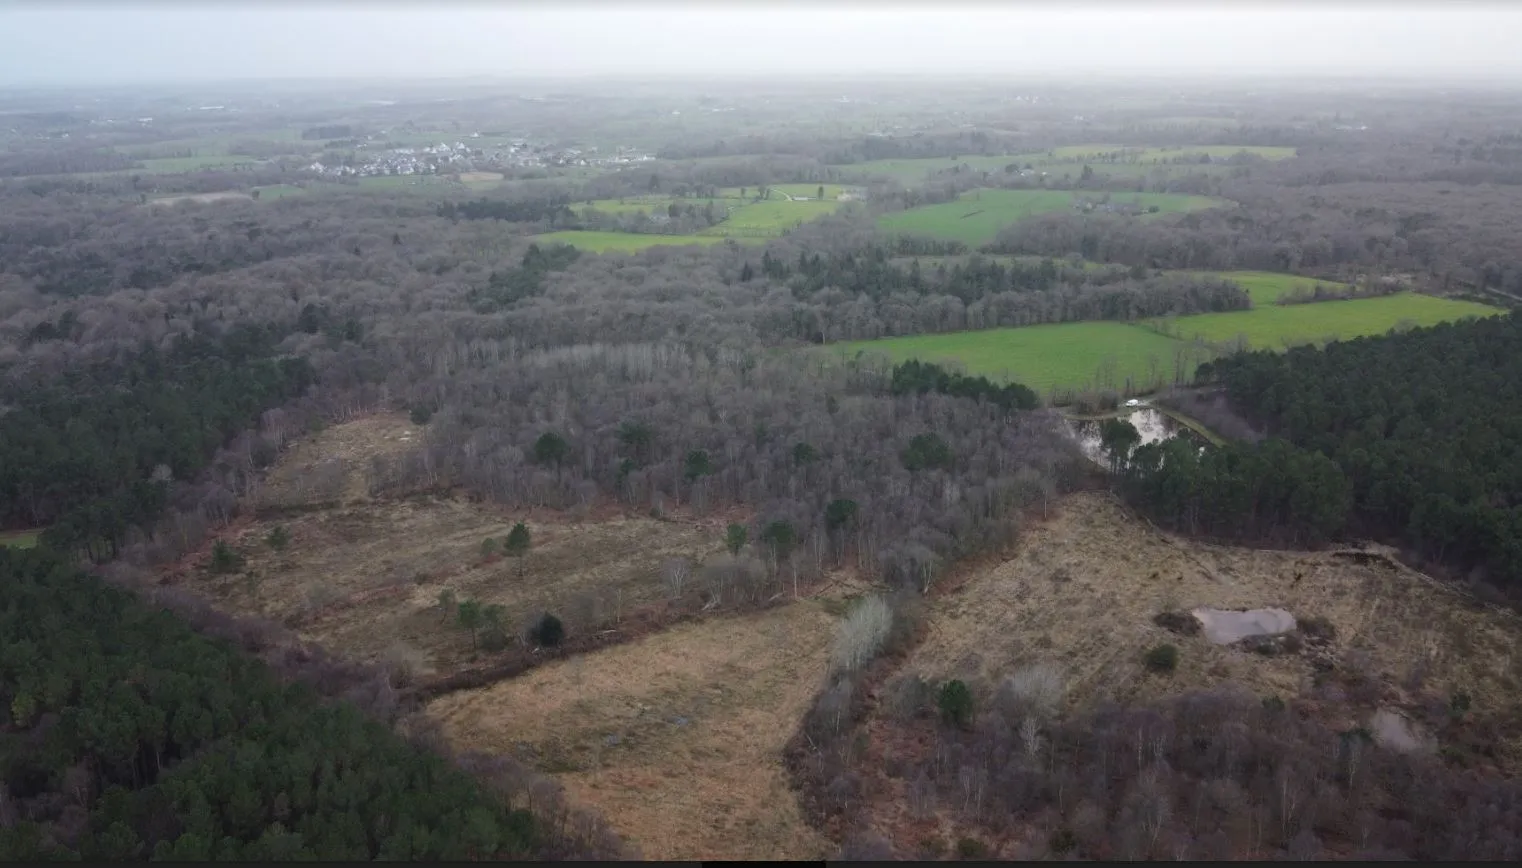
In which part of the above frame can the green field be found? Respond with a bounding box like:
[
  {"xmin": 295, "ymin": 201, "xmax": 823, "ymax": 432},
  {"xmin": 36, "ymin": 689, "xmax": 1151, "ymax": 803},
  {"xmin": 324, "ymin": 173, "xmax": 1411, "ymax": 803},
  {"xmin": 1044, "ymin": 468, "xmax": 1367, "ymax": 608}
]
[
  {"xmin": 1205, "ymin": 271, "xmax": 1354, "ymax": 304},
  {"xmin": 828, "ymin": 293, "xmax": 1502, "ymax": 398},
  {"xmin": 877, "ymin": 189, "xmax": 1229, "ymax": 246},
  {"xmin": 533, "ymin": 230, "xmax": 754, "ymax": 252},
  {"xmin": 699, "ymin": 198, "xmax": 840, "ymax": 236},
  {"xmin": 1042, "ymin": 144, "xmax": 1298, "ymax": 163},
  {"xmin": 0, "ymin": 530, "xmax": 39, "ymax": 550},
  {"xmin": 1146, "ymin": 292, "xmax": 1503, "ymax": 349},
  {"xmin": 831, "ymin": 321, "xmax": 1192, "ymax": 396}
]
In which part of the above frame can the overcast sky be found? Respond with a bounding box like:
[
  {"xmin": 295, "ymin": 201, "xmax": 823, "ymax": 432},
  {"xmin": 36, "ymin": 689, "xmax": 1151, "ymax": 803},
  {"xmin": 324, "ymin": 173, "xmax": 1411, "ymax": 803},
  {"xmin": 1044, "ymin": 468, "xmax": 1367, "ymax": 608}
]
[{"xmin": 3, "ymin": 2, "xmax": 1520, "ymax": 86}]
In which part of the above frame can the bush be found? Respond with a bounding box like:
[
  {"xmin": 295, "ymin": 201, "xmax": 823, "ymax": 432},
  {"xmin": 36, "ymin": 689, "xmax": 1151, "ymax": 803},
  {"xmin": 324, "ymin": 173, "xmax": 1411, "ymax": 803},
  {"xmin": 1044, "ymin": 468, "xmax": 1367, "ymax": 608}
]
[
  {"xmin": 265, "ymin": 525, "xmax": 290, "ymax": 551},
  {"xmin": 956, "ymin": 837, "xmax": 987, "ymax": 859},
  {"xmin": 530, "ymin": 613, "xmax": 564, "ymax": 647},
  {"xmin": 408, "ymin": 405, "xmax": 434, "ymax": 425},
  {"xmin": 938, "ymin": 679, "xmax": 974, "ymax": 727},
  {"xmin": 830, "ymin": 595, "xmax": 893, "ymax": 674},
  {"xmin": 1049, "ymin": 828, "xmax": 1078, "ymax": 856},
  {"xmin": 209, "ymin": 540, "xmax": 244, "ymax": 574},
  {"xmin": 1299, "ymin": 615, "xmax": 1337, "ymax": 641},
  {"xmin": 1144, "ymin": 643, "xmax": 1179, "ymax": 673},
  {"xmin": 1153, "ymin": 610, "xmax": 1200, "ymax": 635}
]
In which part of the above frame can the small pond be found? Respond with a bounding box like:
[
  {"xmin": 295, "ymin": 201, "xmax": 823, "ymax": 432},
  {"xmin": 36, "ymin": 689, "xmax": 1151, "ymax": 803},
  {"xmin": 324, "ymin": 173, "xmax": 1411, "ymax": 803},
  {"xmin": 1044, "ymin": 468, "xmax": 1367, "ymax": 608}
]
[{"xmin": 1066, "ymin": 405, "xmax": 1208, "ymax": 467}]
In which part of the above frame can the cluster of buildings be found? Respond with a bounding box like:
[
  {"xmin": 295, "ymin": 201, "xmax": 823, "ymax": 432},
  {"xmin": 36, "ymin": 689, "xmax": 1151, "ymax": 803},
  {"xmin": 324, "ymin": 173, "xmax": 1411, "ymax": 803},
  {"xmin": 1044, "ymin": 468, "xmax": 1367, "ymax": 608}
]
[{"xmin": 304, "ymin": 136, "xmax": 654, "ymax": 178}]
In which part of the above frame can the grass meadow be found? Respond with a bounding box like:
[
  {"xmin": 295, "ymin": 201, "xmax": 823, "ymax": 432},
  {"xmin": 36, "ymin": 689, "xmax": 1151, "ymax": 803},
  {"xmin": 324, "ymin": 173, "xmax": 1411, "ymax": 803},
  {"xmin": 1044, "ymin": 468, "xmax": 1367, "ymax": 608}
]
[{"xmin": 877, "ymin": 189, "xmax": 1228, "ymax": 246}]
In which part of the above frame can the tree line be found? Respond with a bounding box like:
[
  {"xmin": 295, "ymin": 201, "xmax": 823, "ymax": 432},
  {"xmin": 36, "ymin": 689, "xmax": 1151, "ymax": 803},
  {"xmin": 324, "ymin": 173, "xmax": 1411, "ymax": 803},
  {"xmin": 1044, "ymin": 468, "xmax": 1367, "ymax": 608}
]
[{"xmin": 1198, "ymin": 311, "xmax": 1522, "ymax": 587}]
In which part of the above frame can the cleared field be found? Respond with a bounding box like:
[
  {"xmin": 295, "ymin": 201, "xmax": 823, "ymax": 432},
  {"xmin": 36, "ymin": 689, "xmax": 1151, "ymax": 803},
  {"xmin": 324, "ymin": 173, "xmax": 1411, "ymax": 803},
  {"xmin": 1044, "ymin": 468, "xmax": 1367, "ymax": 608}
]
[
  {"xmin": 427, "ymin": 599, "xmax": 842, "ymax": 861},
  {"xmin": 0, "ymin": 530, "xmax": 39, "ymax": 549},
  {"xmin": 191, "ymin": 415, "xmax": 729, "ymax": 676},
  {"xmin": 1043, "ymin": 143, "xmax": 1298, "ymax": 162},
  {"xmin": 877, "ymin": 189, "xmax": 1228, "ymax": 246},
  {"xmin": 534, "ymin": 230, "xmax": 745, "ymax": 252},
  {"xmin": 905, "ymin": 491, "xmax": 1522, "ymax": 719},
  {"xmin": 146, "ymin": 191, "xmax": 253, "ymax": 206},
  {"xmin": 1148, "ymin": 292, "xmax": 1503, "ymax": 349},
  {"xmin": 459, "ymin": 171, "xmax": 505, "ymax": 185},
  {"xmin": 830, "ymin": 321, "xmax": 1191, "ymax": 396},
  {"xmin": 759, "ymin": 183, "xmax": 856, "ymax": 200}
]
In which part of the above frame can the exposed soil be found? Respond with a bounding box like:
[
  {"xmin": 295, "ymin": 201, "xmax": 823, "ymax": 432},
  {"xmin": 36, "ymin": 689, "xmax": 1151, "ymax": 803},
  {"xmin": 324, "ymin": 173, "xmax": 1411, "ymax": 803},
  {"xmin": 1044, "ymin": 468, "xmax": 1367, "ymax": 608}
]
[{"xmin": 146, "ymin": 191, "xmax": 253, "ymax": 206}]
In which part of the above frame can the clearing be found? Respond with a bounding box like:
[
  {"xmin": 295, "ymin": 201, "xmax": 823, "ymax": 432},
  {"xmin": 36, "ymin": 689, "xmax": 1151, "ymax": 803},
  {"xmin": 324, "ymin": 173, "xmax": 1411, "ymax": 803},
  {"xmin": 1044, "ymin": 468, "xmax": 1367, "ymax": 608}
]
[
  {"xmin": 877, "ymin": 189, "xmax": 1228, "ymax": 246},
  {"xmin": 699, "ymin": 198, "xmax": 841, "ymax": 237},
  {"xmin": 906, "ymin": 491, "xmax": 1522, "ymax": 717},
  {"xmin": 426, "ymin": 598, "xmax": 844, "ymax": 861},
  {"xmin": 533, "ymin": 230, "xmax": 752, "ymax": 252},
  {"xmin": 184, "ymin": 415, "xmax": 730, "ymax": 677},
  {"xmin": 829, "ymin": 321, "xmax": 1194, "ymax": 398},
  {"xmin": 1146, "ymin": 292, "xmax": 1503, "ymax": 349},
  {"xmin": 145, "ymin": 191, "xmax": 253, "ymax": 207},
  {"xmin": 458, "ymin": 171, "xmax": 505, "ymax": 184}
]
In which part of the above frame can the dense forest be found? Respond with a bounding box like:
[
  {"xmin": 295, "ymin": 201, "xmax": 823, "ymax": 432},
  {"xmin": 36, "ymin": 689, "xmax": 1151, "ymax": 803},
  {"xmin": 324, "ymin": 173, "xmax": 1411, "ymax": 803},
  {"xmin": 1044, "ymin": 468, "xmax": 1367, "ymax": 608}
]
[
  {"xmin": 1198, "ymin": 311, "xmax": 1522, "ymax": 585},
  {"xmin": 0, "ymin": 547, "xmax": 625, "ymax": 861}
]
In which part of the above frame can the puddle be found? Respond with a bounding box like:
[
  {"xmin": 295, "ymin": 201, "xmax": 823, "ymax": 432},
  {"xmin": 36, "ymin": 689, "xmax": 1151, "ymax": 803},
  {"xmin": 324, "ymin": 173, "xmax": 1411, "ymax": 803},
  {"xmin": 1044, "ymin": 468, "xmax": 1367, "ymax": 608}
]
[
  {"xmin": 1191, "ymin": 607, "xmax": 1296, "ymax": 645},
  {"xmin": 1067, "ymin": 406, "xmax": 1206, "ymax": 467}
]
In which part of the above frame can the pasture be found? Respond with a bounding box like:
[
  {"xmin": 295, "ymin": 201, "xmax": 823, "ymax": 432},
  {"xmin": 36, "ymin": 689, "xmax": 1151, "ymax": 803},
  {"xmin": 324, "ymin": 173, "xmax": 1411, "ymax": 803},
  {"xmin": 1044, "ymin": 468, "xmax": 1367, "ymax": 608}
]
[
  {"xmin": 1205, "ymin": 270, "xmax": 1356, "ymax": 304},
  {"xmin": 533, "ymin": 230, "xmax": 744, "ymax": 252},
  {"xmin": 830, "ymin": 321, "xmax": 1193, "ymax": 396},
  {"xmin": 835, "ymin": 154, "xmax": 1023, "ymax": 184},
  {"xmin": 1146, "ymin": 292, "xmax": 1503, "ymax": 349},
  {"xmin": 828, "ymin": 292, "xmax": 1500, "ymax": 396},
  {"xmin": 877, "ymin": 189, "xmax": 1229, "ymax": 246},
  {"xmin": 698, "ymin": 198, "xmax": 840, "ymax": 236}
]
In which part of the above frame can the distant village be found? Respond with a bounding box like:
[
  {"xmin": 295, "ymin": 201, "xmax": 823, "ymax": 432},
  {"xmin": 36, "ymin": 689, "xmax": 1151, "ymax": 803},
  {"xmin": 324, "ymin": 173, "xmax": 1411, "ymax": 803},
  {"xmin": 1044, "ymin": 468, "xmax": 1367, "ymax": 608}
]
[{"xmin": 304, "ymin": 134, "xmax": 654, "ymax": 179}]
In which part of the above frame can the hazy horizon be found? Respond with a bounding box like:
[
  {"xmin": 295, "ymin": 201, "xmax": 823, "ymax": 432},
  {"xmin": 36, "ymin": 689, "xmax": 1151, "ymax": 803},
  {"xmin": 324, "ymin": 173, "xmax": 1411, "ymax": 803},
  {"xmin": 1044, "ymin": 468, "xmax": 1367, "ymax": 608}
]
[{"xmin": 4, "ymin": 2, "xmax": 1522, "ymax": 87}]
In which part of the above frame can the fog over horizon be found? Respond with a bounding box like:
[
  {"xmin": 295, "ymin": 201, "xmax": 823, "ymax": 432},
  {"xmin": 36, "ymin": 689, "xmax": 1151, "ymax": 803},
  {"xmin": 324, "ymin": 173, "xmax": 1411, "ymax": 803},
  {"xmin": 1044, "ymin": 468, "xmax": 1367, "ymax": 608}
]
[{"xmin": 4, "ymin": 2, "xmax": 1522, "ymax": 88}]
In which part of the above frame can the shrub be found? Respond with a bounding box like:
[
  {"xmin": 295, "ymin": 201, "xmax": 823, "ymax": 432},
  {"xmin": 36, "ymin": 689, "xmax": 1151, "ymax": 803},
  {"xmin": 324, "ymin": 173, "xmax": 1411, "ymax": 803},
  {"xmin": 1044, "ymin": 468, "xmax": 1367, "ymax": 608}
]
[
  {"xmin": 209, "ymin": 540, "xmax": 244, "ymax": 574},
  {"xmin": 938, "ymin": 679, "xmax": 974, "ymax": 727},
  {"xmin": 1153, "ymin": 610, "xmax": 1200, "ymax": 635},
  {"xmin": 1144, "ymin": 643, "xmax": 1179, "ymax": 673},
  {"xmin": 1049, "ymin": 828, "xmax": 1078, "ymax": 856},
  {"xmin": 1299, "ymin": 615, "xmax": 1337, "ymax": 641},
  {"xmin": 530, "ymin": 613, "xmax": 564, "ymax": 647},
  {"xmin": 956, "ymin": 837, "xmax": 987, "ymax": 859},
  {"xmin": 830, "ymin": 595, "xmax": 893, "ymax": 674},
  {"xmin": 408, "ymin": 405, "xmax": 434, "ymax": 425},
  {"xmin": 265, "ymin": 525, "xmax": 290, "ymax": 551}
]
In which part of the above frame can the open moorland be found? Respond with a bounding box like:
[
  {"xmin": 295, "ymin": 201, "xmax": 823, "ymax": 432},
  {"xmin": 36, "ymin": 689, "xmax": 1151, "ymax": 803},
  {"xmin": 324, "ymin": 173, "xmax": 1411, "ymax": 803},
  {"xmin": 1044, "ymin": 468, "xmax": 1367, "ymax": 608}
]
[
  {"xmin": 177, "ymin": 416, "xmax": 732, "ymax": 678},
  {"xmin": 428, "ymin": 597, "xmax": 849, "ymax": 861},
  {"xmin": 878, "ymin": 189, "xmax": 1229, "ymax": 246}
]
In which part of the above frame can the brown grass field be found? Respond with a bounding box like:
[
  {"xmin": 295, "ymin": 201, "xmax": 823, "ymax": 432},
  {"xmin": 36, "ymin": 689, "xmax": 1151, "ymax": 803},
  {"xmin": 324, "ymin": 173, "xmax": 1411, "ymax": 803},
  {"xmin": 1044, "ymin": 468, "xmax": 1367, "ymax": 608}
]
[
  {"xmin": 425, "ymin": 598, "xmax": 852, "ymax": 860},
  {"xmin": 176, "ymin": 415, "xmax": 1522, "ymax": 860},
  {"xmin": 184, "ymin": 416, "xmax": 728, "ymax": 676},
  {"xmin": 907, "ymin": 491, "xmax": 1522, "ymax": 714},
  {"xmin": 146, "ymin": 191, "xmax": 253, "ymax": 206}
]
